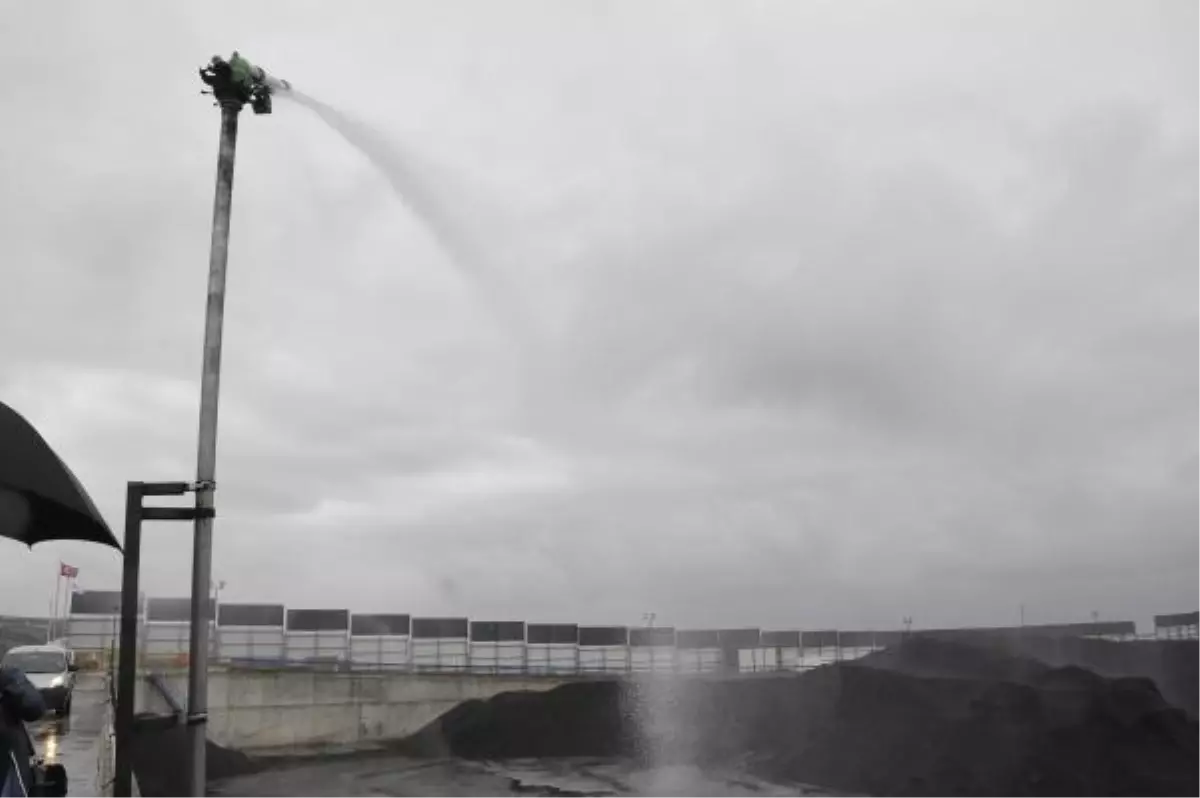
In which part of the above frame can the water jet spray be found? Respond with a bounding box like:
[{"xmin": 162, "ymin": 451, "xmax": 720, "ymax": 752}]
[{"xmin": 272, "ymin": 87, "xmax": 538, "ymax": 348}]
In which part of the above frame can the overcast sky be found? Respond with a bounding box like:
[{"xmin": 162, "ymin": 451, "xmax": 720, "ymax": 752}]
[{"xmin": 1, "ymin": 1, "xmax": 1195, "ymax": 631}]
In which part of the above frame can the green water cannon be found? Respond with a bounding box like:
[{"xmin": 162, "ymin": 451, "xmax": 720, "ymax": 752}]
[{"xmin": 199, "ymin": 51, "xmax": 291, "ymax": 114}]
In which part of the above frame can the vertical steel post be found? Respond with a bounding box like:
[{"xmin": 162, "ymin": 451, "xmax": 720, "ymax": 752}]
[
  {"xmin": 186, "ymin": 99, "xmax": 242, "ymax": 798},
  {"xmin": 114, "ymin": 483, "xmax": 144, "ymax": 798},
  {"xmin": 46, "ymin": 571, "xmax": 59, "ymax": 643}
]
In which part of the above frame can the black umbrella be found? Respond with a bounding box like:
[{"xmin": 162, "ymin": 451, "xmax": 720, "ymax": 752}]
[{"xmin": 0, "ymin": 400, "xmax": 121, "ymax": 550}]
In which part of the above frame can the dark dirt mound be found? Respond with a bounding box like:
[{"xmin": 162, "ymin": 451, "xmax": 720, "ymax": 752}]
[
  {"xmin": 856, "ymin": 634, "xmax": 1052, "ymax": 682},
  {"xmin": 772, "ymin": 663, "xmax": 1197, "ymax": 796},
  {"xmin": 400, "ymin": 680, "xmax": 635, "ymax": 759},
  {"xmin": 404, "ymin": 641, "xmax": 1198, "ymax": 796},
  {"xmin": 129, "ymin": 713, "xmax": 259, "ymax": 797},
  {"xmin": 860, "ymin": 635, "xmax": 1199, "ymax": 718},
  {"xmin": 1014, "ymin": 636, "xmax": 1197, "ymax": 717}
]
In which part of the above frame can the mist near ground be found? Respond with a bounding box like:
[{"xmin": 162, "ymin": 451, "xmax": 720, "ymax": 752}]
[{"xmin": 0, "ymin": 1, "xmax": 1195, "ymax": 629}]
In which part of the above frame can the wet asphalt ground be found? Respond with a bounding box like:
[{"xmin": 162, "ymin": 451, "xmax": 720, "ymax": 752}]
[
  {"xmin": 210, "ymin": 756, "xmax": 842, "ymax": 797},
  {"xmin": 20, "ymin": 674, "xmax": 845, "ymax": 797},
  {"xmin": 28, "ymin": 673, "xmax": 105, "ymax": 797}
]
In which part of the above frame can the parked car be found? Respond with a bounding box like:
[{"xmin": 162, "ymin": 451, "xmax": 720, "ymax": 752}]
[{"xmin": 0, "ymin": 645, "xmax": 77, "ymax": 716}]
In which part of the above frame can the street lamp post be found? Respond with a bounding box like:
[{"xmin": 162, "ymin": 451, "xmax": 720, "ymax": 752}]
[{"xmin": 186, "ymin": 52, "xmax": 287, "ymax": 798}]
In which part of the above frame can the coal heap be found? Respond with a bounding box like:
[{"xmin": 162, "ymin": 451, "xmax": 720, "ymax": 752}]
[
  {"xmin": 856, "ymin": 633, "xmax": 1053, "ymax": 682},
  {"xmin": 1001, "ymin": 636, "xmax": 1197, "ymax": 717},
  {"xmin": 401, "ymin": 680, "xmax": 636, "ymax": 759},
  {"xmin": 778, "ymin": 643, "xmax": 1198, "ymax": 796},
  {"xmin": 404, "ymin": 638, "xmax": 1198, "ymax": 796}
]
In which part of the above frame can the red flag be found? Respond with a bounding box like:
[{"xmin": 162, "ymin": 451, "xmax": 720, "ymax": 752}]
[{"xmin": 59, "ymin": 563, "xmax": 79, "ymax": 579}]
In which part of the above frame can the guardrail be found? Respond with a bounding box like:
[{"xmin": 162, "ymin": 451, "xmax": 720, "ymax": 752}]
[
  {"xmin": 60, "ymin": 602, "xmax": 1151, "ymax": 679},
  {"xmin": 96, "ymin": 671, "xmax": 139, "ymax": 797},
  {"xmin": 127, "ymin": 646, "xmax": 877, "ymax": 676}
]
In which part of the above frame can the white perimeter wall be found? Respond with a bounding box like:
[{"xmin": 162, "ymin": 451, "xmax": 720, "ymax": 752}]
[
  {"xmin": 468, "ymin": 640, "xmax": 525, "ymax": 673},
  {"xmin": 630, "ymin": 645, "xmax": 676, "ymax": 673},
  {"xmin": 140, "ymin": 670, "xmax": 572, "ymax": 753},
  {"xmin": 411, "ymin": 638, "xmax": 468, "ymax": 671},
  {"xmin": 285, "ymin": 630, "xmax": 349, "ymax": 663},
  {"xmin": 677, "ymin": 649, "xmax": 722, "ymax": 673},
  {"xmin": 142, "ymin": 621, "xmax": 216, "ymax": 660},
  {"xmin": 349, "ymin": 635, "xmax": 410, "ymax": 670},
  {"xmin": 219, "ymin": 626, "xmax": 285, "ymax": 663},
  {"xmin": 524, "ymin": 643, "xmax": 578, "ymax": 674},
  {"xmin": 66, "ymin": 615, "xmax": 120, "ymax": 655},
  {"xmin": 579, "ymin": 645, "xmax": 628, "ymax": 673}
]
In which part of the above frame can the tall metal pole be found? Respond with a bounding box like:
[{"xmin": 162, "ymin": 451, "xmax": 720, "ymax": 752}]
[
  {"xmin": 47, "ymin": 570, "xmax": 60, "ymax": 642},
  {"xmin": 186, "ymin": 98, "xmax": 241, "ymax": 798},
  {"xmin": 114, "ymin": 484, "xmax": 144, "ymax": 798}
]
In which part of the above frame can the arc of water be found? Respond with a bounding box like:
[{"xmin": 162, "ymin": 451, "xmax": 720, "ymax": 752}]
[{"xmin": 281, "ymin": 89, "xmax": 535, "ymax": 347}]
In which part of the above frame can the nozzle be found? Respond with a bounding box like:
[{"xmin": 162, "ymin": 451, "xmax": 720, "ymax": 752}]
[
  {"xmin": 262, "ymin": 74, "xmax": 292, "ymax": 94},
  {"xmin": 199, "ymin": 52, "xmax": 290, "ymax": 114}
]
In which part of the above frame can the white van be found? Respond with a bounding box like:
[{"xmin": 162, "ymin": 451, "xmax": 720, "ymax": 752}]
[{"xmin": 1, "ymin": 644, "xmax": 78, "ymax": 716}]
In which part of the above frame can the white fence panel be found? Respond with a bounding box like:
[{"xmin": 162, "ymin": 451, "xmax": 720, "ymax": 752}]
[
  {"xmin": 1157, "ymin": 625, "xmax": 1199, "ymax": 640},
  {"xmin": 411, "ymin": 638, "xmax": 469, "ymax": 671},
  {"xmin": 66, "ymin": 616, "xmax": 120, "ymax": 655},
  {"xmin": 525, "ymin": 643, "xmax": 577, "ymax": 674},
  {"xmin": 739, "ymin": 647, "xmax": 780, "ymax": 672},
  {"xmin": 579, "ymin": 645, "xmax": 628, "ymax": 673},
  {"xmin": 143, "ymin": 621, "xmax": 216, "ymax": 661},
  {"xmin": 630, "ymin": 646, "xmax": 675, "ymax": 673},
  {"xmin": 143, "ymin": 622, "xmax": 185, "ymax": 659},
  {"xmin": 775, "ymin": 647, "xmax": 802, "ymax": 670},
  {"xmin": 469, "ymin": 641, "xmax": 526, "ymax": 673},
  {"xmin": 676, "ymin": 648, "xmax": 721, "ymax": 673},
  {"xmin": 800, "ymin": 646, "xmax": 841, "ymax": 669},
  {"xmin": 349, "ymin": 635, "xmax": 409, "ymax": 670},
  {"xmin": 284, "ymin": 630, "xmax": 348, "ymax": 664},
  {"xmin": 839, "ymin": 645, "xmax": 876, "ymax": 662},
  {"xmin": 218, "ymin": 626, "xmax": 285, "ymax": 663}
]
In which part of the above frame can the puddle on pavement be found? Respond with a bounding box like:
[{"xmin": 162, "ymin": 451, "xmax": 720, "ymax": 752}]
[{"xmin": 28, "ymin": 682, "xmax": 105, "ymax": 796}]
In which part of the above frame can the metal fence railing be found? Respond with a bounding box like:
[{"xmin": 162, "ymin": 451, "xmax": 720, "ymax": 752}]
[
  {"xmin": 60, "ymin": 599, "xmax": 1168, "ymax": 678},
  {"xmin": 67, "ymin": 640, "xmax": 887, "ymax": 676}
]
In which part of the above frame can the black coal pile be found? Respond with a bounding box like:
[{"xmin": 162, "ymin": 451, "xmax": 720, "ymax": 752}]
[
  {"xmin": 856, "ymin": 634, "xmax": 1053, "ymax": 682},
  {"xmin": 871, "ymin": 633, "xmax": 1199, "ymax": 717},
  {"xmin": 404, "ymin": 639, "xmax": 1198, "ymax": 796},
  {"xmin": 399, "ymin": 680, "xmax": 637, "ymax": 760},
  {"xmin": 1006, "ymin": 636, "xmax": 1197, "ymax": 717},
  {"xmin": 772, "ymin": 657, "xmax": 1200, "ymax": 792}
]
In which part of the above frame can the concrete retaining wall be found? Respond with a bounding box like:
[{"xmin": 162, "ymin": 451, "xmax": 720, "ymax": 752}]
[{"xmin": 141, "ymin": 669, "xmax": 570, "ymax": 754}]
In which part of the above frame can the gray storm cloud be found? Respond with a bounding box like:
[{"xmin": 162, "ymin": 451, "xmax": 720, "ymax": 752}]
[{"xmin": 0, "ymin": 0, "xmax": 1194, "ymax": 630}]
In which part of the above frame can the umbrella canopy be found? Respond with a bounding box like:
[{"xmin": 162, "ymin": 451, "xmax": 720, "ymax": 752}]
[{"xmin": 0, "ymin": 401, "xmax": 121, "ymax": 550}]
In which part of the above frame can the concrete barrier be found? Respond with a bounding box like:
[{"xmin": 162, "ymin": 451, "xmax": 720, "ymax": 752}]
[{"xmin": 141, "ymin": 668, "xmax": 572, "ymax": 754}]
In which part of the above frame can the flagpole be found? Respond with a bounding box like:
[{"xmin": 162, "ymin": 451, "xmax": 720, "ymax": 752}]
[
  {"xmin": 48, "ymin": 567, "xmax": 61, "ymax": 643},
  {"xmin": 62, "ymin": 576, "xmax": 76, "ymax": 641},
  {"xmin": 55, "ymin": 572, "xmax": 62, "ymax": 640}
]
